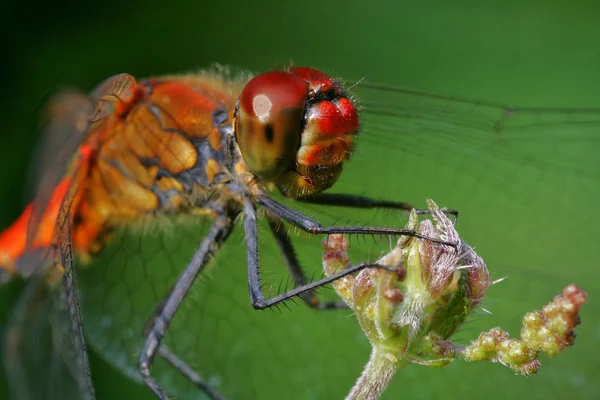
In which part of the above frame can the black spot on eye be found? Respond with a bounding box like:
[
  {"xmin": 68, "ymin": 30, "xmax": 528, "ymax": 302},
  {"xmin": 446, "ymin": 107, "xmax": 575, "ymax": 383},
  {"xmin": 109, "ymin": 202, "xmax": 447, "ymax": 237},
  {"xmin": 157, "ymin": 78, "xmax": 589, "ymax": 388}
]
[{"xmin": 265, "ymin": 124, "xmax": 275, "ymax": 143}]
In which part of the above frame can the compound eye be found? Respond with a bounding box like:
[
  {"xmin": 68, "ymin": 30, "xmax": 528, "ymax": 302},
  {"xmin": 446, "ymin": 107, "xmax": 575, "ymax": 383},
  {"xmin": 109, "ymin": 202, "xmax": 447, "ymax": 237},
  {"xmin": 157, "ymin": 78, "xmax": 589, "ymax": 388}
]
[{"xmin": 235, "ymin": 71, "xmax": 308, "ymax": 179}]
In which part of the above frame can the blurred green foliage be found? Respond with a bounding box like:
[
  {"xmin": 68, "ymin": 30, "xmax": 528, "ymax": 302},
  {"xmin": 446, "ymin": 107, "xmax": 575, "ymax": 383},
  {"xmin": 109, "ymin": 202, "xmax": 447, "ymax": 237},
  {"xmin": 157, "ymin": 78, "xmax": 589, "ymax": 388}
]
[{"xmin": 1, "ymin": 0, "xmax": 599, "ymax": 399}]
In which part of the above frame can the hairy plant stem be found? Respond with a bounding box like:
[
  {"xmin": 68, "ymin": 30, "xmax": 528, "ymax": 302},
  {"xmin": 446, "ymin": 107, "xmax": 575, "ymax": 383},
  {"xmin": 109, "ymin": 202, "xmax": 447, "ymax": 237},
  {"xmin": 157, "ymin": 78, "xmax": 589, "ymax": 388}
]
[{"xmin": 346, "ymin": 347, "xmax": 409, "ymax": 400}]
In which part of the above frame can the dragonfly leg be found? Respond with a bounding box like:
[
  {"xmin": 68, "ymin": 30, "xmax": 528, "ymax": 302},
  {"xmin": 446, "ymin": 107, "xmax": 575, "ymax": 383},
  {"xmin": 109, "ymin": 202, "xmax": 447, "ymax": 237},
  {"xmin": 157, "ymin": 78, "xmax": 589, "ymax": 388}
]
[
  {"xmin": 158, "ymin": 345, "xmax": 224, "ymax": 400},
  {"xmin": 257, "ymin": 195, "xmax": 458, "ymax": 246},
  {"xmin": 298, "ymin": 193, "xmax": 459, "ymax": 222},
  {"xmin": 245, "ymin": 198, "xmax": 401, "ymax": 310},
  {"xmin": 138, "ymin": 212, "xmax": 234, "ymax": 400},
  {"xmin": 266, "ymin": 214, "xmax": 347, "ymax": 310},
  {"xmin": 141, "ymin": 298, "xmax": 224, "ymax": 399}
]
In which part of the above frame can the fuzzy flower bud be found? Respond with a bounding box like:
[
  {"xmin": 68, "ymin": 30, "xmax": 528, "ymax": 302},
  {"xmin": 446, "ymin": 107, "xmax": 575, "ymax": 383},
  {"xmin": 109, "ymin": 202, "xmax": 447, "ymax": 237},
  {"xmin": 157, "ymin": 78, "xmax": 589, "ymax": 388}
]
[{"xmin": 322, "ymin": 199, "xmax": 586, "ymax": 400}]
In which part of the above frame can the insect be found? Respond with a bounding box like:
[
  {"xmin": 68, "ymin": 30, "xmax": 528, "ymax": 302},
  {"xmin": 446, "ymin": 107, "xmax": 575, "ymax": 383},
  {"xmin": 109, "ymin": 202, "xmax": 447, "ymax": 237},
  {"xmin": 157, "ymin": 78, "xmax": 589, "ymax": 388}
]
[
  {"xmin": 0, "ymin": 67, "xmax": 457, "ymax": 400},
  {"xmin": 1, "ymin": 65, "xmax": 598, "ymax": 400}
]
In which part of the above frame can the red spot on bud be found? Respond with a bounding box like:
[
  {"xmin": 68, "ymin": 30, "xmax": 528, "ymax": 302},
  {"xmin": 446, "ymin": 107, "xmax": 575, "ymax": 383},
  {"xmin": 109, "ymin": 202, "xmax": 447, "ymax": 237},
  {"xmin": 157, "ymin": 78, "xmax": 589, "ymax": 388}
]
[
  {"xmin": 562, "ymin": 284, "xmax": 587, "ymax": 308},
  {"xmin": 518, "ymin": 359, "xmax": 541, "ymax": 375},
  {"xmin": 394, "ymin": 267, "xmax": 407, "ymax": 281},
  {"xmin": 383, "ymin": 287, "xmax": 404, "ymax": 305},
  {"xmin": 353, "ymin": 270, "xmax": 376, "ymax": 299}
]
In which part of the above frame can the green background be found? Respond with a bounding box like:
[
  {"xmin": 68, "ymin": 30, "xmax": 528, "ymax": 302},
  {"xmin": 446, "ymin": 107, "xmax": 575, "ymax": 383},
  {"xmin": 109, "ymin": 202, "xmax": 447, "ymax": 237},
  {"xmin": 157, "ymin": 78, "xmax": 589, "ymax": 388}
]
[{"xmin": 1, "ymin": 0, "xmax": 599, "ymax": 399}]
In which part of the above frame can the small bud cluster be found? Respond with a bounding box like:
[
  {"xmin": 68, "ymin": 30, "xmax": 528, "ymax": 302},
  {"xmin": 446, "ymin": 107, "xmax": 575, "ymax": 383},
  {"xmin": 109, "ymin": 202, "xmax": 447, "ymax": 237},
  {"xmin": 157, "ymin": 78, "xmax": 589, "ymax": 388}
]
[{"xmin": 459, "ymin": 284, "xmax": 586, "ymax": 375}]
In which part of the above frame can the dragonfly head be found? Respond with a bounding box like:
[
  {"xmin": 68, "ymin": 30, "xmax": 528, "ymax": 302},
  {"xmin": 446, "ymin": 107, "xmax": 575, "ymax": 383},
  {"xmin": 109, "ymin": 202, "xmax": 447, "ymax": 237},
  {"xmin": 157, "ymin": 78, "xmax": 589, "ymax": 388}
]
[{"xmin": 234, "ymin": 67, "xmax": 358, "ymax": 197}]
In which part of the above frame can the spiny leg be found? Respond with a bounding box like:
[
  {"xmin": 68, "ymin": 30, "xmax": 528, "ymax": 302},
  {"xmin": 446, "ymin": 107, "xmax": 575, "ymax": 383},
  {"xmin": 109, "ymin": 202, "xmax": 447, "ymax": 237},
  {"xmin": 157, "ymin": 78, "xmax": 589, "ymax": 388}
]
[
  {"xmin": 266, "ymin": 214, "xmax": 346, "ymax": 310},
  {"xmin": 298, "ymin": 192, "xmax": 459, "ymax": 222},
  {"xmin": 138, "ymin": 211, "xmax": 234, "ymax": 400},
  {"xmin": 158, "ymin": 345, "xmax": 223, "ymax": 400},
  {"xmin": 257, "ymin": 195, "xmax": 457, "ymax": 246},
  {"xmin": 245, "ymin": 198, "xmax": 404, "ymax": 310},
  {"xmin": 142, "ymin": 293, "xmax": 223, "ymax": 400}
]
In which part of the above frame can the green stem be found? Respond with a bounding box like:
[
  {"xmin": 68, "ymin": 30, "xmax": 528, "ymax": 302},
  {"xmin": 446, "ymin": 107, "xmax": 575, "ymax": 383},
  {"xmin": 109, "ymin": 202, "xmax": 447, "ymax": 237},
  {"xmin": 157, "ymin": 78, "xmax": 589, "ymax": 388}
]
[{"xmin": 345, "ymin": 347, "xmax": 408, "ymax": 400}]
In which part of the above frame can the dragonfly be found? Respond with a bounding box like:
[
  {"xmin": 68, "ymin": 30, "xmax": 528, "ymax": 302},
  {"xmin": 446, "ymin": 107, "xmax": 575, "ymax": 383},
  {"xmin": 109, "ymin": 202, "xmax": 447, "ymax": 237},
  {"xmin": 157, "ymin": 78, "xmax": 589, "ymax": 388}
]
[
  {"xmin": 1, "ymin": 65, "xmax": 599, "ymax": 400},
  {"xmin": 0, "ymin": 66, "xmax": 460, "ymax": 400}
]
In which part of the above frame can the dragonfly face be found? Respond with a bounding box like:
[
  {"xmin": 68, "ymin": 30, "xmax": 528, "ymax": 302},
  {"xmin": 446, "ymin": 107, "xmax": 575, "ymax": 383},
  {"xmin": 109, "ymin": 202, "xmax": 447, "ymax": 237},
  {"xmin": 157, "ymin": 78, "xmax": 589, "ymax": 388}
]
[
  {"xmin": 1, "ymin": 64, "xmax": 598, "ymax": 400},
  {"xmin": 234, "ymin": 67, "xmax": 356, "ymax": 196}
]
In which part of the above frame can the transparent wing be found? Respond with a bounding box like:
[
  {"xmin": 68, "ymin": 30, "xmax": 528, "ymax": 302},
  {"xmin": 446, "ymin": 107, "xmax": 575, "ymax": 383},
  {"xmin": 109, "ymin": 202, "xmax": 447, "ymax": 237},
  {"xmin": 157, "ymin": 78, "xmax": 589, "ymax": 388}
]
[
  {"xmin": 3, "ymin": 245, "xmax": 95, "ymax": 400},
  {"xmin": 4, "ymin": 75, "xmax": 137, "ymax": 400},
  {"xmin": 345, "ymin": 83, "xmax": 599, "ymax": 274},
  {"xmin": 357, "ymin": 82, "xmax": 598, "ymax": 179},
  {"xmin": 23, "ymin": 91, "xmax": 92, "ymax": 260},
  {"xmin": 26, "ymin": 73, "xmax": 137, "ymax": 201},
  {"xmin": 50, "ymin": 207, "xmax": 95, "ymax": 400},
  {"xmin": 3, "ymin": 235, "xmax": 96, "ymax": 400},
  {"xmin": 4, "ymin": 92, "xmax": 95, "ymax": 399},
  {"xmin": 24, "ymin": 74, "xmax": 137, "ymax": 270},
  {"xmin": 25, "ymin": 90, "xmax": 94, "ymax": 201},
  {"xmin": 3, "ymin": 275, "xmax": 54, "ymax": 400}
]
